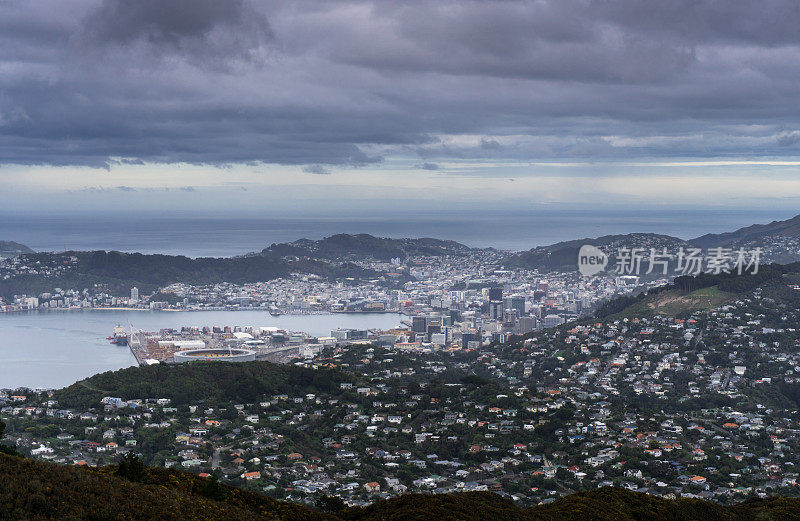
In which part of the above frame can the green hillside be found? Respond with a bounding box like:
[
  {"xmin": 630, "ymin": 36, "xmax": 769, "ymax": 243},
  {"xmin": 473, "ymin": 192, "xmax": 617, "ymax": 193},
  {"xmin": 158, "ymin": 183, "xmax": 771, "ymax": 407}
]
[
  {"xmin": 592, "ymin": 263, "xmax": 799, "ymax": 320},
  {"xmin": 54, "ymin": 360, "xmax": 355, "ymax": 408},
  {"xmin": 598, "ymin": 285, "xmax": 737, "ymax": 320}
]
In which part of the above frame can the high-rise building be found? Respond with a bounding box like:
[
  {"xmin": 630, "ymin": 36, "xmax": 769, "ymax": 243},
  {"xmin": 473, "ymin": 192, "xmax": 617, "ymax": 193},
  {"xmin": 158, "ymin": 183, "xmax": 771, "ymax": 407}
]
[
  {"xmin": 461, "ymin": 332, "xmax": 479, "ymax": 348},
  {"xmin": 517, "ymin": 316, "xmax": 537, "ymax": 334},
  {"xmin": 543, "ymin": 314, "xmax": 565, "ymax": 328},
  {"xmin": 412, "ymin": 316, "xmax": 428, "ymax": 333},
  {"xmin": 449, "ymin": 309, "xmax": 461, "ymax": 323},
  {"xmin": 130, "ymin": 286, "xmax": 139, "ymax": 303},
  {"xmin": 488, "ymin": 287, "xmax": 503, "ymax": 301},
  {"xmin": 507, "ymin": 296, "xmax": 525, "ymax": 315},
  {"xmin": 489, "ymin": 300, "xmax": 503, "ymax": 320}
]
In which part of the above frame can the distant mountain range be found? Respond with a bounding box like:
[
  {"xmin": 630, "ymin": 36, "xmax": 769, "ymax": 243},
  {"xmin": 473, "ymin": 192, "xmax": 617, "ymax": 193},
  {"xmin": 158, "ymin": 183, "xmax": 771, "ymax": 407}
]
[
  {"xmin": 503, "ymin": 233, "xmax": 687, "ymax": 273},
  {"xmin": 691, "ymin": 213, "xmax": 800, "ymax": 248},
  {"xmin": 6, "ymin": 211, "xmax": 800, "ymax": 293},
  {"xmin": 504, "ymin": 212, "xmax": 800, "ymax": 272}
]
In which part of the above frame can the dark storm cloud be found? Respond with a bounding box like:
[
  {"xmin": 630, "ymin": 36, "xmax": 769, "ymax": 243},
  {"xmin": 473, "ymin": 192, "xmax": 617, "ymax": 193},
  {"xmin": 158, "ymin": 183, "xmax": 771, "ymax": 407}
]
[
  {"xmin": 72, "ymin": 0, "xmax": 274, "ymax": 72},
  {"xmin": 81, "ymin": 0, "xmax": 270, "ymax": 48},
  {"xmin": 2, "ymin": 0, "xmax": 800, "ymax": 169}
]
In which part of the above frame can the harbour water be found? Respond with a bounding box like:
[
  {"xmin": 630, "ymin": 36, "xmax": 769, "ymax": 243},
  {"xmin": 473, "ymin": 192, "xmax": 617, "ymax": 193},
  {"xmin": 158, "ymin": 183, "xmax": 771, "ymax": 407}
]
[{"xmin": 0, "ymin": 310, "xmax": 402, "ymax": 390}]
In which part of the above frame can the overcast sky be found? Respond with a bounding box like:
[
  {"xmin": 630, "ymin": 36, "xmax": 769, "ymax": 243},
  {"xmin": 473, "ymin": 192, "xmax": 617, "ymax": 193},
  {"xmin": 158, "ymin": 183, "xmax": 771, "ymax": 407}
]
[{"xmin": 3, "ymin": 0, "xmax": 800, "ymax": 214}]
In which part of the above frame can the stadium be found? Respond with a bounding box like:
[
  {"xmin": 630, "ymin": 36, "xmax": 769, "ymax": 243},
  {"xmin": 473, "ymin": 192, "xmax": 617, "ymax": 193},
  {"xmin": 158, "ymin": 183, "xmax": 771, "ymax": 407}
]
[{"xmin": 173, "ymin": 348, "xmax": 256, "ymax": 363}]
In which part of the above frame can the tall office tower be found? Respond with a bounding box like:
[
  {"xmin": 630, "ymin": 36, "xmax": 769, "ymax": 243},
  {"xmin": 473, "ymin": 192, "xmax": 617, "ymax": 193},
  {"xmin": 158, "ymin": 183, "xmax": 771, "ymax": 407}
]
[
  {"xmin": 412, "ymin": 316, "xmax": 428, "ymax": 333},
  {"xmin": 510, "ymin": 296, "xmax": 526, "ymax": 315},
  {"xmin": 449, "ymin": 309, "xmax": 462, "ymax": 323},
  {"xmin": 130, "ymin": 286, "xmax": 139, "ymax": 303},
  {"xmin": 461, "ymin": 332, "xmax": 479, "ymax": 348},
  {"xmin": 488, "ymin": 287, "xmax": 503, "ymax": 301},
  {"xmin": 489, "ymin": 300, "xmax": 503, "ymax": 320}
]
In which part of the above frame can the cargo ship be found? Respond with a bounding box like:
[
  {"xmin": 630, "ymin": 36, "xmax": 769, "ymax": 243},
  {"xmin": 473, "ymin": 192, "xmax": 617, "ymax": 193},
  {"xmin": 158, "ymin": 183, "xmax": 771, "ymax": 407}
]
[{"xmin": 108, "ymin": 325, "xmax": 129, "ymax": 346}]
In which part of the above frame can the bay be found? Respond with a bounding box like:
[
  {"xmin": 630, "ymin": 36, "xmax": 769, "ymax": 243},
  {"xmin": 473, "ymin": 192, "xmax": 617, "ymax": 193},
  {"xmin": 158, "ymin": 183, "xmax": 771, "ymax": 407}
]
[{"xmin": 0, "ymin": 310, "xmax": 402, "ymax": 390}]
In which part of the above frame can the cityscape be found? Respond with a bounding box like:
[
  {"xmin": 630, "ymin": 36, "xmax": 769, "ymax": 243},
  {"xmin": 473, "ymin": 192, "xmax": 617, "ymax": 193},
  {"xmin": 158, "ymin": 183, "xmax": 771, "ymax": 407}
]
[{"xmin": 3, "ymin": 226, "xmax": 800, "ymax": 511}]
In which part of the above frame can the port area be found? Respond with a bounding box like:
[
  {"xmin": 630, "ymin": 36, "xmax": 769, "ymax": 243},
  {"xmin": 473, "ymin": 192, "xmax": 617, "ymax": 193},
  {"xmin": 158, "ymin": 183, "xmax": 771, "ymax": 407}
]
[{"xmin": 126, "ymin": 325, "xmax": 332, "ymax": 365}]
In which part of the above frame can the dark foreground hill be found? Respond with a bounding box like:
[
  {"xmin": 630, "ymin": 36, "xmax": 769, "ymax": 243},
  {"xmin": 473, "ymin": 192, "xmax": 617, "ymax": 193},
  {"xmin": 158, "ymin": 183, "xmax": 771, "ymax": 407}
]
[
  {"xmin": 0, "ymin": 452, "xmax": 328, "ymax": 521},
  {"xmin": 2, "ymin": 452, "xmax": 800, "ymax": 521}
]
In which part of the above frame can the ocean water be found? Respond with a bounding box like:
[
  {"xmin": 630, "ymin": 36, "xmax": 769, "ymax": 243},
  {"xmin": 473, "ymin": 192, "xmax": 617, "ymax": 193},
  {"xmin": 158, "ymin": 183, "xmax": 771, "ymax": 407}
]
[
  {"xmin": 0, "ymin": 310, "xmax": 403, "ymax": 390},
  {"xmin": 0, "ymin": 208, "xmax": 792, "ymax": 257}
]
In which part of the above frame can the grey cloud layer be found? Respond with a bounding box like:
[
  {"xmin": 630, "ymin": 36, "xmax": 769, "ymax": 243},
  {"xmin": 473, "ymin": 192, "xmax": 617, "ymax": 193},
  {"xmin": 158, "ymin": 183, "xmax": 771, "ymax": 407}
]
[{"xmin": 2, "ymin": 0, "xmax": 800, "ymax": 169}]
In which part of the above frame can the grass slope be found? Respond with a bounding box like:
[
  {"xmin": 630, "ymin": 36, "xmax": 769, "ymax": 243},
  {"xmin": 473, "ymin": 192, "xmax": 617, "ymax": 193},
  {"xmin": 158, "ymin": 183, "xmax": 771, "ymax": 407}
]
[{"xmin": 610, "ymin": 286, "xmax": 736, "ymax": 319}]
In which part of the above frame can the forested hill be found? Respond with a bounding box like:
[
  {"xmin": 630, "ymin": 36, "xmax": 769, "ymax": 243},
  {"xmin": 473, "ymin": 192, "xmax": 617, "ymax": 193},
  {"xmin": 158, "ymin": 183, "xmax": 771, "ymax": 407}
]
[
  {"xmin": 261, "ymin": 233, "xmax": 475, "ymax": 261},
  {"xmin": 0, "ymin": 249, "xmax": 386, "ymax": 298},
  {"xmin": 54, "ymin": 361, "xmax": 355, "ymax": 409},
  {"xmin": 1, "ymin": 451, "xmax": 800, "ymax": 521}
]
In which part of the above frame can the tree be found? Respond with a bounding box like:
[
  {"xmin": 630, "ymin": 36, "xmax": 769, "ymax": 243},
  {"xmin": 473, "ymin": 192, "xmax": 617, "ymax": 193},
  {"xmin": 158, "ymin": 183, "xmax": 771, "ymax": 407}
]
[
  {"xmin": 116, "ymin": 452, "xmax": 146, "ymax": 482},
  {"xmin": 0, "ymin": 419, "xmax": 19, "ymax": 456},
  {"xmin": 315, "ymin": 494, "xmax": 346, "ymax": 513},
  {"xmin": 201, "ymin": 476, "xmax": 227, "ymax": 502}
]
